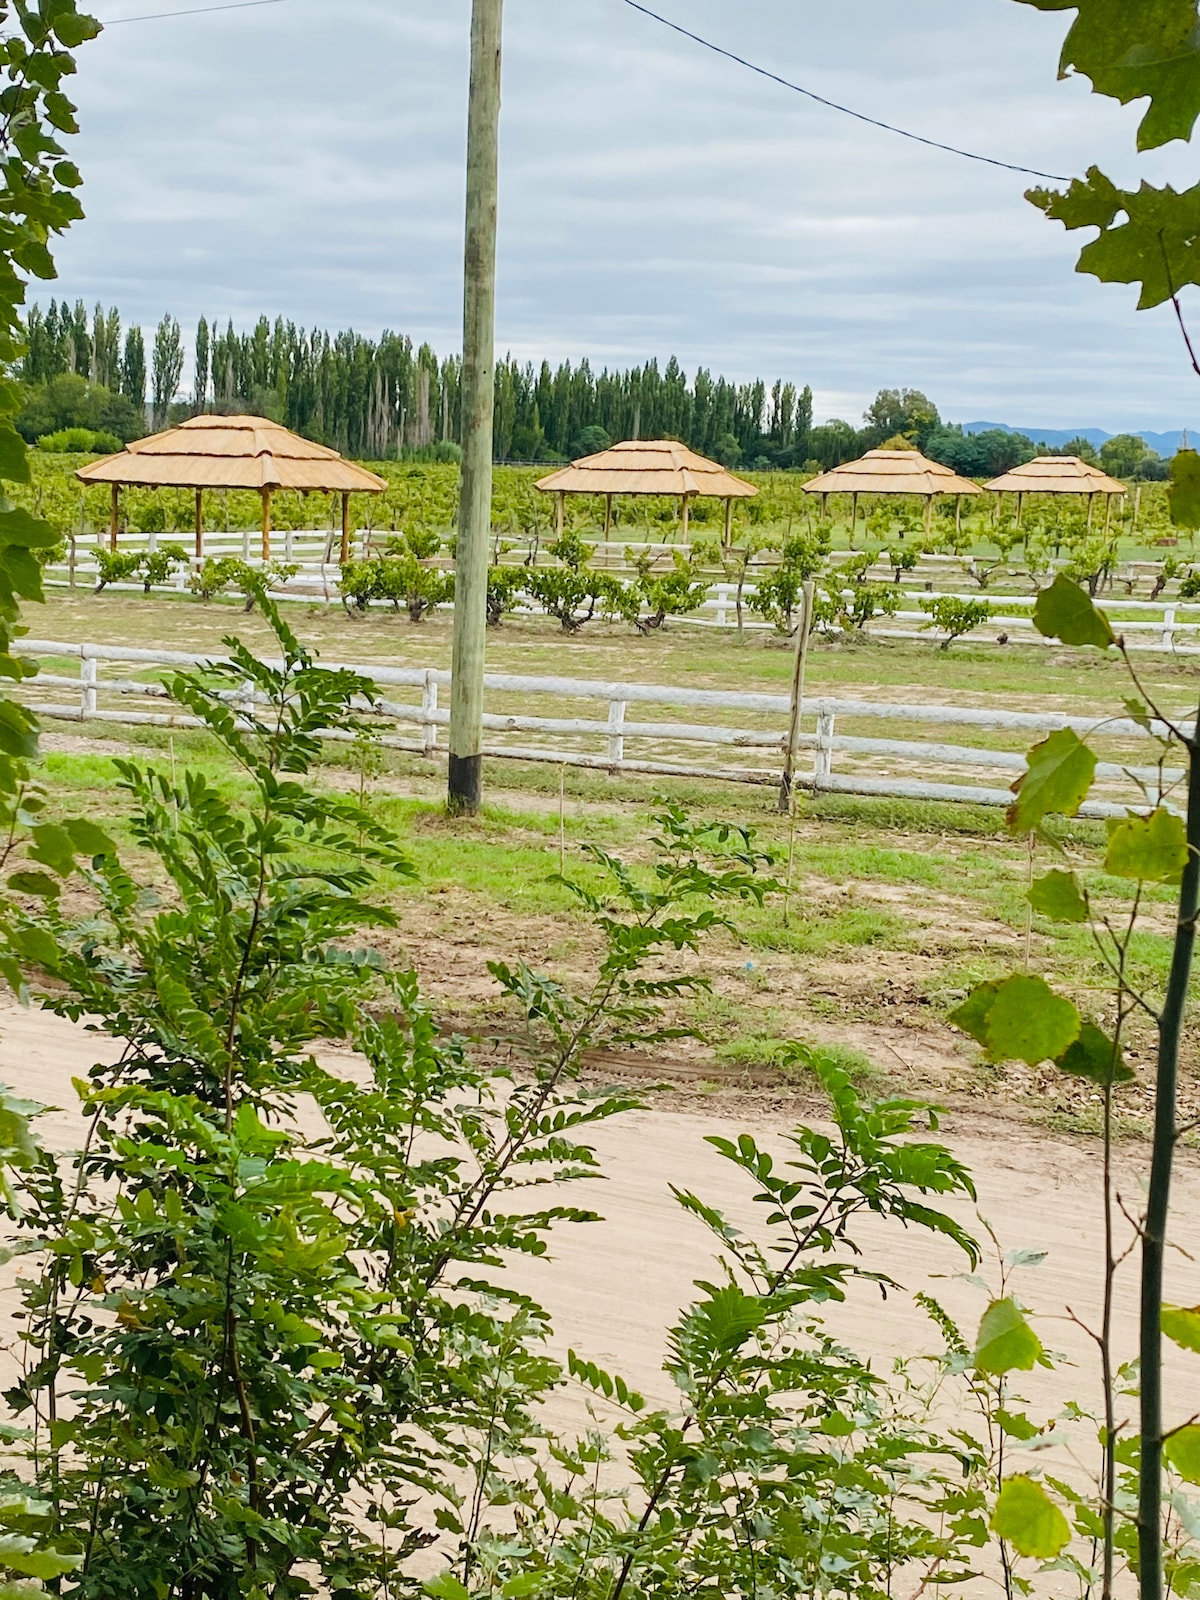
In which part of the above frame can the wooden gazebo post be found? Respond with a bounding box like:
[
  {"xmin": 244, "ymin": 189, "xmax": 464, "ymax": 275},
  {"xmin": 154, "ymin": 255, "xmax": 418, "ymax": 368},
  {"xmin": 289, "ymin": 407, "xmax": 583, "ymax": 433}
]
[
  {"xmin": 1017, "ymin": 492, "xmax": 1025, "ymax": 528},
  {"xmin": 109, "ymin": 484, "xmax": 120, "ymax": 553},
  {"xmin": 1104, "ymin": 494, "xmax": 1114, "ymax": 537},
  {"xmin": 923, "ymin": 496, "xmax": 934, "ymax": 539},
  {"xmin": 194, "ymin": 489, "xmax": 204, "ymax": 561},
  {"xmin": 680, "ymin": 494, "xmax": 691, "ymax": 543},
  {"xmin": 340, "ymin": 491, "xmax": 352, "ymax": 564},
  {"xmin": 1087, "ymin": 492, "xmax": 1096, "ymax": 530},
  {"xmin": 955, "ymin": 496, "xmax": 963, "ymax": 538},
  {"xmin": 603, "ymin": 493, "xmax": 613, "ymax": 536},
  {"xmin": 555, "ymin": 492, "xmax": 565, "ymax": 538},
  {"xmin": 261, "ymin": 490, "xmax": 273, "ymax": 562},
  {"xmin": 723, "ymin": 496, "xmax": 734, "ymax": 553}
]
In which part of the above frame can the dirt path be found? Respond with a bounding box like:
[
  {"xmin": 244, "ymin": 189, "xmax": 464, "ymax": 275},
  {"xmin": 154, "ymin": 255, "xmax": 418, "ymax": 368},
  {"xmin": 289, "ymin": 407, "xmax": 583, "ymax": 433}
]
[{"xmin": 3, "ymin": 1004, "xmax": 1199, "ymax": 1421}]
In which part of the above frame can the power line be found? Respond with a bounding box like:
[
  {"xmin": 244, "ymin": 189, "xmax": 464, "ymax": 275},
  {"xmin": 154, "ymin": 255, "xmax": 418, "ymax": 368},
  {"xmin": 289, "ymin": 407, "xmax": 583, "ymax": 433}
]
[
  {"xmin": 98, "ymin": 0, "xmax": 1074, "ymax": 186},
  {"xmin": 619, "ymin": 0, "xmax": 1071, "ymax": 184},
  {"xmin": 104, "ymin": 0, "xmax": 288, "ymax": 23}
]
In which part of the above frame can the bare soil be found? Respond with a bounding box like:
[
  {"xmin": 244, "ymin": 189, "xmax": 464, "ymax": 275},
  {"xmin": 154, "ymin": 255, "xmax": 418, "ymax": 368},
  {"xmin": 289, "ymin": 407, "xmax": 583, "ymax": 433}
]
[{"xmin": 2, "ymin": 1002, "xmax": 1197, "ymax": 1433}]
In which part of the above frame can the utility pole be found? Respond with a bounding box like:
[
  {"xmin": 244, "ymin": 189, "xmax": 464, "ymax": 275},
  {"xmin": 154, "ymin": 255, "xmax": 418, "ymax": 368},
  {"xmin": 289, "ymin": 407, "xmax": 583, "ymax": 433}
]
[{"xmin": 448, "ymin": 0, "xmax": 503, "ymax": 814}]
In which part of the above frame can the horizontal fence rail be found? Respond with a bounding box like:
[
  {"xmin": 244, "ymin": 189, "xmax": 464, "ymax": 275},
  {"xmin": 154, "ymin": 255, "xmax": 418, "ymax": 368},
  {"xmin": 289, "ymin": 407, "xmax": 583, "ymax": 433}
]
[{"xmin": 12, "ymin": 638, "xmax": 1183, "ymax": 818}]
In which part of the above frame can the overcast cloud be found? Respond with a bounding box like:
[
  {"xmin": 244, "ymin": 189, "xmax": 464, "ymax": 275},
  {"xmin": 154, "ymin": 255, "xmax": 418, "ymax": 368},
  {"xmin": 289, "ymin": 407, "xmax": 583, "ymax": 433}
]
[{"xmin": 56, "ymin": 0, "xmax": 1200, "ymax": 433}]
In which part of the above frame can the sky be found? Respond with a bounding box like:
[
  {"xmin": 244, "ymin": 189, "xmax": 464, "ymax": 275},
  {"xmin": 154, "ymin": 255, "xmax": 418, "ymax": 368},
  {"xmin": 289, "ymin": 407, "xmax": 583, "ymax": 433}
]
[{"xmin": 52, "ymin": 0, "xmax": 1200, "ymax": 433}]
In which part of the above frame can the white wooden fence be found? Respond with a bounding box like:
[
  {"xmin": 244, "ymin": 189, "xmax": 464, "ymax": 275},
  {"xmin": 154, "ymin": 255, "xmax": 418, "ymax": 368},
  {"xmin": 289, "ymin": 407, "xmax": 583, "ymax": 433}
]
[
  {"xmin": 40, "ymin": 534, "xmax": 1200, "ymax": 653},
  {"xmin": 13, "ymin": 638, "xmax": 1180, "ymax": 819}
]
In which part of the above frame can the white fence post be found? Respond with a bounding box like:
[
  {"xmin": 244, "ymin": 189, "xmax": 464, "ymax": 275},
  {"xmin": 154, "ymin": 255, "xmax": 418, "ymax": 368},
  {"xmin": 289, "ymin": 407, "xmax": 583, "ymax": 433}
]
[
  {"xmin": 80, "ymin": 654, "xmax": 98, "ymax": 719},
  {"xmin": 1164, "ymin": 607, "xmax": 1177, "ymax": 650},
  {"xmin": 284, "ymin": 527, "xmax": 294, "ymax": 564},
  {"xmin": 422, "ymin": 671, "xmax": 439, "ymax": 757},
  {"xmin": 715, "ymin": 585, "xmax": 729, "ymax": 628},
  {"xmin": 815, "ymin": 711, "xmax": 836, "ymax": 785},
  {"xmin": 607, "ymin": 698, "xmax": 627, "ymax": 768}
]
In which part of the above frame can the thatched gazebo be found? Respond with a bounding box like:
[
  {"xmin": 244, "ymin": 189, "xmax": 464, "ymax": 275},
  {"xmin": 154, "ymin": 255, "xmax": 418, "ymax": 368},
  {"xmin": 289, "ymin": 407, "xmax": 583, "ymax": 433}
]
[
  {"xmin": 802, "ymin": 448, "xmax": 982, "ymax": 536},
  {"xmin": 984, "ymin": 456, "xmax": 1127, "ymax": 531},
  {"xmin": 75, "ymin": 414, "xmax": 387, "ymax": 562},
  {"xmin": 536, "ymin": 439, "xmax": 757, "ymax": 543}
]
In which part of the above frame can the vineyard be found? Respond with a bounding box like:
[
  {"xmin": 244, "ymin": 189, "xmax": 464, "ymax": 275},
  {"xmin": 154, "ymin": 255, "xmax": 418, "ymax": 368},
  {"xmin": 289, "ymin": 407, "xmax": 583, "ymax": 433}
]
[{"xmin": 13, "ymin": 452, "xmax": 1200, "ymax": 654}]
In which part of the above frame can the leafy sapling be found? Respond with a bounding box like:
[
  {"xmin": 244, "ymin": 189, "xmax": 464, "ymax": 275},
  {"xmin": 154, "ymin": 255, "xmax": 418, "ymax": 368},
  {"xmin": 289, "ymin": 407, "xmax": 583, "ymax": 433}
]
[{"xmin": 921, "ymin": 594, "xmax": 992, "ymax": 649}]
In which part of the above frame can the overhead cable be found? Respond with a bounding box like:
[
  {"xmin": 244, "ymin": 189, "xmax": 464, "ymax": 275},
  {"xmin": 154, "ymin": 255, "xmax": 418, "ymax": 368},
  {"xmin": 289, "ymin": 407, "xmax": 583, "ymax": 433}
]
[
  {"xmin": 619, "ymin": 0, "xmax": 1071, "ymax": 183},
  {"xmin": 105, "ymin": 0, "xmax": 288, "ymax": 23}
]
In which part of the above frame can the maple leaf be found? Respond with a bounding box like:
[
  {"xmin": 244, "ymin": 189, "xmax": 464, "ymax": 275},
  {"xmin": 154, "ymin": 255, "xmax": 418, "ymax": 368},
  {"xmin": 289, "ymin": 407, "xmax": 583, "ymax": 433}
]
[
  {"xmin": 1015, "ymin": 0, "xmax": 1200, "ymax": 150},
  {"xmin": 1028, "ymin": 168, "xmax": 1200, "ymax": 308}
]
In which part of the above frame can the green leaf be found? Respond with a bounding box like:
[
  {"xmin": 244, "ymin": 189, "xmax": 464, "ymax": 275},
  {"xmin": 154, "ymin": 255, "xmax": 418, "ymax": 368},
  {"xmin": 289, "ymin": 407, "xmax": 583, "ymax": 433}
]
[
  {"xmin": 27, "ymin": 823, "xmax": 76, "ymax": 877},
  {"xmin": 695, "ymin": 1285, "xmax": 770, "ymax": 1353},
  {"xmin": 949, "ymin": 981, "xmax": 1001, "ymax": 1048},
  {"xmin": 976, "ymin": 1298, "xmax": 1044, "ymax": 1376},
  {"xmin": 1105, "ymin": 808, "xmax": 1189, "ymax": 882},
  {"xmin": 9, "ymin": 927, "xmax": 60, "ymax": 971},
  {"xmin": 1028, "ymin": 869, "xmax": 1089, "ymax": 923},
  {"xmin": 1165, "ymin": 1426, "xmax": 1200, "ymax": 1484},
  {"xmin": 1032, "ymin": 574, "xmax": 1116, "ymax": 649},
  {"xmin": 1170, "ymin": 450, "xmax": 1200, "ymax": 531},
  {"xmin": 64, "ymin": 818, "xmax": 115, "ymax": 858},
  {"xmin": 1014, "ymin": 0, "xmax": 1200, "ymax": 149},
  {"xmin": 6, "ymin": 871, "xmax": 61, "ymax": 899},
  {"xmin": 990, "ymin": 1474, "xmax": 1072, "ymax": 1559},
  {"xmin": 996, "ymin": 1408, "xmax": 1041, "ymax": 1441},
  {"xmin": 983, "ymin": 975, "xmax": 1081, "ymax": 1066},
  {"xmin": 1008, "ymin": 728, "xmax": 1098, "ymax": 833},
  {"xmin": 1162, "ymin": 1304, "xmax": 1200, "ymax": 1354},
  {"xmin": 0, "ymin": 1534, "xmax": 82, "ymax": 1580},
  {"xmin": 424, "ymin": 1577, "xmax": 471, "ymax": 1600},
  {"xmin": 0, "ymin": 427, "xmax": 29, "ymax": 486},
  {"xmin": 0, "ymin": 1090, "xmax": 40, "ymax": 1168},
  {"xmin": 1056, "ymin": 1023, "xmax": 1134, "ymax": 1085},
  {"xmin": 1030, "ymin": 169, "xmax": 1200, "ymax": 311}
]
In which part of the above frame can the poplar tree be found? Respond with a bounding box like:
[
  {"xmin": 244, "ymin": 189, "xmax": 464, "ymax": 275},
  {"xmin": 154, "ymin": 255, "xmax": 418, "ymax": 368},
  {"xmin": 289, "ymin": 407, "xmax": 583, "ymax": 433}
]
[
  {"xmin": 151, "ymin": 312, "xmax": 183, "ymax": 428},
  {"xmin": 194, "ymin": 314, "xmax": 210, "ymax": 411},
  {"xmin": 121, "ymin": 325, "xmax": 147, "ymax": 416}
]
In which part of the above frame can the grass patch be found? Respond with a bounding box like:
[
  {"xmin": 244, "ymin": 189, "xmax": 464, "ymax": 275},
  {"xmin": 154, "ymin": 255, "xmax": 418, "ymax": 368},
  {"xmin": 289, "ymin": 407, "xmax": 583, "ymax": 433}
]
[{"xmin": 713, "ymin": 1033, "xmax": 882, "ymax": 1087}]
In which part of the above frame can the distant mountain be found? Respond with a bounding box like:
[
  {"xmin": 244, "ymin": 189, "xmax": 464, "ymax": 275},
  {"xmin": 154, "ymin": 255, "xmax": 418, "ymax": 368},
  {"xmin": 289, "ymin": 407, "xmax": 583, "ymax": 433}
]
[{"xmin": 960, "ymin": 421, "xmax": 1197, "ymax": 456}]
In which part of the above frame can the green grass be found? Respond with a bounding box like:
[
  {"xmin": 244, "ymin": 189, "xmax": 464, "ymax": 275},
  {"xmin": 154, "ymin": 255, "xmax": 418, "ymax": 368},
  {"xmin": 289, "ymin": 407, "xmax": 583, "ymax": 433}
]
[
  {"xmin": 25, "ymin": 587, "xmax": 1200, "ymax": 1127},
  {"xmin": 29, "ymin": 589, "xmax": 1200, "ymax": 722}
]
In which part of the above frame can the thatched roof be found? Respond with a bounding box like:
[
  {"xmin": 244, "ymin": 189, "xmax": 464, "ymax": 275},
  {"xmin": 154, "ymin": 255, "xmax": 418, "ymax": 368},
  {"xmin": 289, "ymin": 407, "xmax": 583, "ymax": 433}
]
[
  {"xmin": 75, "ymin": 414, "xmax": 387, "ymax": 494},
  {"xmin": 802, "ymin": 449, "xmax": 982, "ymax": 498},
  {"xmin": 536, "ymin": 440, "xmax": 757, "ymax": 499},
  {"xmin": 984, "ymin": 456, "xmax": 1127, "ymax": 496}
]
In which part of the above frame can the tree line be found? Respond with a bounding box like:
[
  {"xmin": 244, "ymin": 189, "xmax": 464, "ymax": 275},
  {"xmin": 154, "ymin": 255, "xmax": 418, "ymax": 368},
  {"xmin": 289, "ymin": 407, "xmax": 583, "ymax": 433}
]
[{"xmin": 16, "ymin": 300, "xmax": 1171, "ymax": 480}]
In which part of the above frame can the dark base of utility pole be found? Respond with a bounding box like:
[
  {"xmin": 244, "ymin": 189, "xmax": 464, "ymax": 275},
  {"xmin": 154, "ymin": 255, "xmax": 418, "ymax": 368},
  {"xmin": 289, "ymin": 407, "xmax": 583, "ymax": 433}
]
[{"xmin": 447, "ymin": 753, "xmax": 483, "ymax": 815}]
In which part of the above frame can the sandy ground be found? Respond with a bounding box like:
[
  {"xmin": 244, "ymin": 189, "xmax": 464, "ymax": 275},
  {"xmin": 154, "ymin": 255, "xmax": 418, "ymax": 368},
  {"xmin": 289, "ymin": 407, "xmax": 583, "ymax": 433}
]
[{"xmin": 2, "ymin": 1000, "xmax": 1198, "ymax": 1437}]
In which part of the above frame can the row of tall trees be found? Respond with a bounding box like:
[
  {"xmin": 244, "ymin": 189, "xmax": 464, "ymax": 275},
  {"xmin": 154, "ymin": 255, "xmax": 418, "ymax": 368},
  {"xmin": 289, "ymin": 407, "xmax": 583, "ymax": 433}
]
[
  {"xmin": 19, "ymin": 302, "xmax": 821, "ymax": 465},
  {"xmin": 18, "ymin": 305, "xmax": 1171, "ymax": 478}
]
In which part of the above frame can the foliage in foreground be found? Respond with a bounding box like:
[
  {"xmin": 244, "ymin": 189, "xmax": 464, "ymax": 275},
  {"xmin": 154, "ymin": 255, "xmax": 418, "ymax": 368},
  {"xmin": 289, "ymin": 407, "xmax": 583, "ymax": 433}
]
[{"xmin": 0, "ymin": 597, "xmax": 1193, "ymax": 1600}]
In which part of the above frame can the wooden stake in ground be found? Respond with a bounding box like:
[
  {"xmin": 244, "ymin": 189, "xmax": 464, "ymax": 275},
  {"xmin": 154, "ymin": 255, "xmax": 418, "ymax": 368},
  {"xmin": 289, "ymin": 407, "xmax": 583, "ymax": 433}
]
[
  {"xmin": 448, "ymin": 0, "xmax": 504, "ymax": 815},
  {"xmin": 778, "ymin": 579, "xmax": 815, "ymax": 814}
]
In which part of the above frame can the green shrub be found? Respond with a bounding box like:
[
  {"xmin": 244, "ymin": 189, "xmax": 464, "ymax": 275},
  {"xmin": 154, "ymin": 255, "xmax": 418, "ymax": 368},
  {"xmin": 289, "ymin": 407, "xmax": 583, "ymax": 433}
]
[
  {"xmin": 92, "ymin": 546, "xmax": 143, "ymax": 592},
  {"xmin": 36, "ymin": 426, "xmax": 122, "ymax": 454},
  {"xmin": 921, "ymin": 594, "xmax": 992, "ymax": 648}
]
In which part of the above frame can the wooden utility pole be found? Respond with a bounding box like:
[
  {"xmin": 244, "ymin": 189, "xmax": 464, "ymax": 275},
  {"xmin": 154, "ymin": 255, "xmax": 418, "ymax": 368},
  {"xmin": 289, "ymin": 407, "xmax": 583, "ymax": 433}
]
[{"xmin": 448, "ymin": 0, "xmax": 503, "ymax": 814}]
